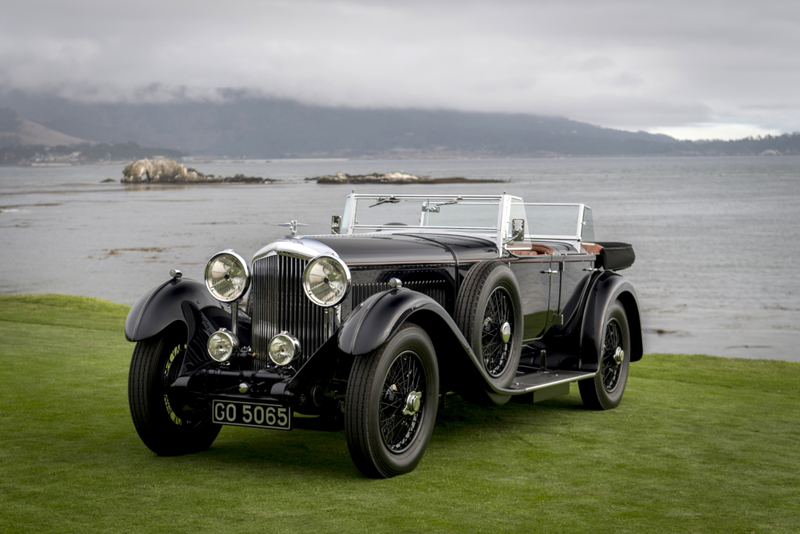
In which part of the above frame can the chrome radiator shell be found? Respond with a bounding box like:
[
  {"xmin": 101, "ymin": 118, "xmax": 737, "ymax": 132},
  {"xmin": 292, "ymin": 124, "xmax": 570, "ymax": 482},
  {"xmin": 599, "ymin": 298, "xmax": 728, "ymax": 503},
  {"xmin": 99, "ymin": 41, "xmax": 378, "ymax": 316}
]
[{"xmin": 251, "ymin": 253, "xmax": 336, "ymax": 369}]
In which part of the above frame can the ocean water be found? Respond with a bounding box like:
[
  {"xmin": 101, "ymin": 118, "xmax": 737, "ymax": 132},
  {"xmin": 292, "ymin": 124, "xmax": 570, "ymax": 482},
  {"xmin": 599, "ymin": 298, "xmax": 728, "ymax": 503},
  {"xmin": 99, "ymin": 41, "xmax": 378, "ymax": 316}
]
[{"xmin": 1, "ymin": 156, "xmax": 798, "ymax": 361}]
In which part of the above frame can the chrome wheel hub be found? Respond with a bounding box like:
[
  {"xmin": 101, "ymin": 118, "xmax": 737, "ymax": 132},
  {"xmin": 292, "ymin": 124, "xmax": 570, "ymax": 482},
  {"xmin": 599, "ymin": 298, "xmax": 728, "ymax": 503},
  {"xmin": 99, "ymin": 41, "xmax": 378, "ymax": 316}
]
[
  {"xmin": 403, "ymin": 391, "xmax": 422, "ymax": 416},
  {"xmin": 500, "ymin": 321, "xmax": 512, "ymax": 343},
  {"xmin": 613, "ymin": 347, "xmax": 624, "ymax": 366}
]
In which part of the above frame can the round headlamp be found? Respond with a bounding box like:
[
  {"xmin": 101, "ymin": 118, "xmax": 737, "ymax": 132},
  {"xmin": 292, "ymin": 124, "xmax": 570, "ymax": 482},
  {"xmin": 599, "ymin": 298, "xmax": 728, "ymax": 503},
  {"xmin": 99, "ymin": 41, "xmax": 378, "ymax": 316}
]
[
  {"xmin": 205, "ymin": 250, "xmax": 250, "ymax": 303},
  {"xmin": 268, "ymin": 332, "xmax": 301, "ymax": 366},
  {"xmin": 207, "ymin": 329, "xmax": 239, "ymax": 362},
  {"xmin": 302, "ymin": 254, "xmax": 351, "ymax": 307}
]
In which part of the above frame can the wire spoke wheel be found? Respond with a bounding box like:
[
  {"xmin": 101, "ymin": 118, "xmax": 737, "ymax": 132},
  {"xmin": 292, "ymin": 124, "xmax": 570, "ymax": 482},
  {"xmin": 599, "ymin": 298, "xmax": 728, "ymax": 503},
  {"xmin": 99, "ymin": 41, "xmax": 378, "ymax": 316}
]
[
  {"xmin": 379, "ymin": 350, "xmax": 425, "ymax": 453},
  {"xmin": 601, "ymin": 318, "xmax": 623, "ymax": 392},
  {"xmin": 346, "ymin": 324, "xmax": 439, "ymax": 478},
  {"xmin": 481, "ymin": 287, "xmax": 514, "ymax": 377},
  {"xmin": 129, "ymin": 328, "xmax": 220, "ymax": 455},
  {"xmin": 162, "ymin": 343, "xmax": 186, "ymax": 426},
  {"xmin": 579, "ymin": 300, "xmax": 630, "ymax": 410},
  {"xmin": 454, "ymin": 261, "xmax": 523, "ymax": 397}
]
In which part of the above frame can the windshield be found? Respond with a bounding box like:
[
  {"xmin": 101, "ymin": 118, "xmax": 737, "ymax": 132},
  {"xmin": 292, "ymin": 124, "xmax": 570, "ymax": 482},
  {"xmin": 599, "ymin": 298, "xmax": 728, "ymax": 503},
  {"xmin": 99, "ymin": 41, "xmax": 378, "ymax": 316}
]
[
  {"xmin": 345, "ymin": 195, "xmax": 502, "ymax": 234},
  {"xmin": 524, "ymin": 203, "xmax": 593, "ymax": 241}
]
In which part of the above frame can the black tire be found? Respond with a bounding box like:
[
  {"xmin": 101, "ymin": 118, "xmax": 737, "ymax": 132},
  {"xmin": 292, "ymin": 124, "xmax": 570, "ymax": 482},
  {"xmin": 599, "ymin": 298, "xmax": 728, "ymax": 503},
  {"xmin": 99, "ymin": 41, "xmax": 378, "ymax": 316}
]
[
  {"xmin": 128, "ymin": 328, "xmax": 221, "ymax": 455},
  {"xmin": 454, "ymin": 261, "xmax": 523, "ymax": 390},
  {"xmin": 579, "ymin": 300, "xmax": 631, "ymax": 410},
  {"xmin": 345, "ymin": 324, "xmax": 439, "ymax": 478}
]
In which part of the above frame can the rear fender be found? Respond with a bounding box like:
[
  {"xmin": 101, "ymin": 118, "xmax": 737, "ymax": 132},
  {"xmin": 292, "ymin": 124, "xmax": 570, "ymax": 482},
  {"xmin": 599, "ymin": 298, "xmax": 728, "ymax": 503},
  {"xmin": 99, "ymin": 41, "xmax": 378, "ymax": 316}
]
[
  {"xmin": 125, "ymin": 277, "xmax": 223, "ymax": 343},
  {"xmin": 579, "ymin": 272, "xmax": 643, "ymax": 371}
]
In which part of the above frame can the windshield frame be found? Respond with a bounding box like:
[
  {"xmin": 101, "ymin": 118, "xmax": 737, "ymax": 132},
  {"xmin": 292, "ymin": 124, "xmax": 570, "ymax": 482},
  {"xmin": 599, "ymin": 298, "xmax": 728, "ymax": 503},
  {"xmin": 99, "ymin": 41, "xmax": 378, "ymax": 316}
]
[
  {"xmin": 340, "ymin": 193, "xmax": 521, "ymax": 250},
  {"xmin": 521, "ymin": 203, "xmax": 595, "ymax": 250},
  {"xmin": 338, "ymin": 195, "xmax": 595, "ymax": 253}
]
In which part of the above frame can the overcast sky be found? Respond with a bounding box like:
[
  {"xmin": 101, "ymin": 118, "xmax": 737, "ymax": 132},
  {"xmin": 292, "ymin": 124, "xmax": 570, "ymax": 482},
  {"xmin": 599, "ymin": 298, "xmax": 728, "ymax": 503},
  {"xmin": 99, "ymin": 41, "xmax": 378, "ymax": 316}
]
[{"xmin": 1, "ymin": 0, "xmax": 798, "ymax": 140}]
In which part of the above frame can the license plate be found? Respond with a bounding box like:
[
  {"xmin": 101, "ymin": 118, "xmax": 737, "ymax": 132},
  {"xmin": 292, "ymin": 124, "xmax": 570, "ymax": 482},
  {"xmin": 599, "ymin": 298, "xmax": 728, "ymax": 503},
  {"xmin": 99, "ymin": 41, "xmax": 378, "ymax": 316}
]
[{"xmin": 212, "ymin": 400, "xmax": 292, "ymax": 430}]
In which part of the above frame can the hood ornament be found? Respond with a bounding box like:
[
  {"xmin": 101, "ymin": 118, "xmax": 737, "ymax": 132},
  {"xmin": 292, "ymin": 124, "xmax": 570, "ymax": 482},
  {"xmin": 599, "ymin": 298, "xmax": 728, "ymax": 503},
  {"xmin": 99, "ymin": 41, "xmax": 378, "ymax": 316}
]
[{"xmin": 278, "ymin": 220, "xmax": 308, "ymax": 237}]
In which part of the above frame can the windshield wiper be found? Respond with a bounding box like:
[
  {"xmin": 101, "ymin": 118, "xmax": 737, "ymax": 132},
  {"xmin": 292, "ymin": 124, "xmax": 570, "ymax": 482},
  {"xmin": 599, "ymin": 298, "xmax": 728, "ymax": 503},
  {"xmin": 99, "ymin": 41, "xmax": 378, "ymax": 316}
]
[
  {"xmin": 422, "ymin": 196, "xmax": 463, "ymax": 213},
  {"xmin": 369, "ymin": 196, "xmax": 400, "ymax": 208},
  {"xmin": 435, "ymin": 196, "xmax": 462, "ymax": 207}
]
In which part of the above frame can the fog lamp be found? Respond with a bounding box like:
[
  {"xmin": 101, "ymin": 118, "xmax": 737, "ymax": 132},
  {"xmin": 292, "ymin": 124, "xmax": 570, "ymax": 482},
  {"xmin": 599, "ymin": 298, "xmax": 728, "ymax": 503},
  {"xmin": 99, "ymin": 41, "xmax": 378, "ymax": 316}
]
[
  {"xmin": 207, "ymin": 329, "xmax": 239, "ymax": 362},
  {"xmin": 268, "ymin": 332, "xmax": 301, "ymax": 366}
]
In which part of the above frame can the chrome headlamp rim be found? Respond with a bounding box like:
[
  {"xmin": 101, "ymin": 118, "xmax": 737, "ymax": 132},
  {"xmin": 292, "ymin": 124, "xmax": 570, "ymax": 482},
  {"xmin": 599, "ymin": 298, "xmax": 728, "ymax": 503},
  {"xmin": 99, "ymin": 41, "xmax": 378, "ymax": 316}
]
[
  {"xmin": 268, "ymin": 332, "xmax": 301, "ymax": 366},
  {"xmin": 301, "ymin": 253, "xmax": 351, "ymax": 308},
  {"xmin": 207, "ymin": 328, "xmax": 239, "ymax": 363},
  {"xmin": 204, "ymin": 249, "xmax": 251, "ymax": 303}
]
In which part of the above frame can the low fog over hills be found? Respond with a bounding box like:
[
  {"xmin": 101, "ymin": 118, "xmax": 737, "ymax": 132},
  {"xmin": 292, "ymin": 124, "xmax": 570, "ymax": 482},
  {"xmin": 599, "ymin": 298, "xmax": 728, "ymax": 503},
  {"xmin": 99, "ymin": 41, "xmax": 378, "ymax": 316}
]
[{"xmin": 1, "ymin": 91, "xmax": 798, "ymax": 159}]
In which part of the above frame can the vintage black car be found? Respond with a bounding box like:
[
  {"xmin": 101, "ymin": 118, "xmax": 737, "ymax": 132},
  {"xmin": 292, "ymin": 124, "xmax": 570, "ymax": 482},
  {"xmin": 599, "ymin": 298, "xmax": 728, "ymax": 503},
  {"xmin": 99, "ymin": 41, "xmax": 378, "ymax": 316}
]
[{"xmin": 125, "ymin": 193, "xmax": 642, "ymax": 478}]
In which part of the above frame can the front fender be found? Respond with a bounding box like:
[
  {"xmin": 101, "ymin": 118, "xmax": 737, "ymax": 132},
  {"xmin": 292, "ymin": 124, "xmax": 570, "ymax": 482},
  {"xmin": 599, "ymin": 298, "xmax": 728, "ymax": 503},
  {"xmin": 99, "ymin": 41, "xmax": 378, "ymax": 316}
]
[
  {"xmin": 337, "ymin": 287, "xmax": 463, "ymax": 356},
  {"xmin": 579, "ymin": 272, "xmax": 643, "ymax": 370},
  {"xmin": 125, "ymin": 277, "xmax": 222, "ymax": 342},
  {"xmin": 337, "ymin": 288, "xmax": 503, "ymax": 394}
]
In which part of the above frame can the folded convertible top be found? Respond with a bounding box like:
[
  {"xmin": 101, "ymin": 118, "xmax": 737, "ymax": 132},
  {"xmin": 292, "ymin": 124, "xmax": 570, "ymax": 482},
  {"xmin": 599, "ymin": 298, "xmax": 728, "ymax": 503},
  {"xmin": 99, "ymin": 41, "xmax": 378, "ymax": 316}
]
[{"xmin": 595, "ymin": 242, "xmax": 635, "ymax": 271}]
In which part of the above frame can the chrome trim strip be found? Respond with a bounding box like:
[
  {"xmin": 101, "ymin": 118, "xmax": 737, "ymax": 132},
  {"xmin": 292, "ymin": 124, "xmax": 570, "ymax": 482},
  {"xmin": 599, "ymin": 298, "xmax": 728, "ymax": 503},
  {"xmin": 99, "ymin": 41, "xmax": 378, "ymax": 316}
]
[
  {"xmin": 348, "ymin": 194, "xmax": 506, "ymax": 200},
  {"xmin": 351, "ymin": 225, "xmax": 496, "ymax": 230},
  {"xmin": 509, "ymin": 370, "xmax": 598, "ymax": 393},
  {"xmin": 252, "ymin": 238, "xmax": 341, "ymax": 263}
]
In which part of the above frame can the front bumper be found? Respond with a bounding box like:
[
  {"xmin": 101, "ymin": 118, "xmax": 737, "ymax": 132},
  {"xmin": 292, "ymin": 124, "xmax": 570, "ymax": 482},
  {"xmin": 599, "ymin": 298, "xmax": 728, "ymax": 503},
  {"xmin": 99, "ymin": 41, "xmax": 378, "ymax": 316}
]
[
  {"xmin": 172, "ymin": 367, "xmax": 299, "ymax": 408},
  {"xmin": 171, "ymin": 330, "xmax": 350, "ymax": 417}
]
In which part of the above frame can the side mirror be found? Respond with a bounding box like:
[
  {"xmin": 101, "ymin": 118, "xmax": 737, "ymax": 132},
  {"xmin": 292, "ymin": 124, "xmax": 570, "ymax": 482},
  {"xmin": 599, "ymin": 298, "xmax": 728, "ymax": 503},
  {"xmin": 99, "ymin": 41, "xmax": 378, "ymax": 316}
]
[
  {"xmin": 331, "ymin": 215, "xmax": 342, "ymax": 234},
  {"xmin": 511, "ymin": 218, "xmax": 525, "ymax": 242}
]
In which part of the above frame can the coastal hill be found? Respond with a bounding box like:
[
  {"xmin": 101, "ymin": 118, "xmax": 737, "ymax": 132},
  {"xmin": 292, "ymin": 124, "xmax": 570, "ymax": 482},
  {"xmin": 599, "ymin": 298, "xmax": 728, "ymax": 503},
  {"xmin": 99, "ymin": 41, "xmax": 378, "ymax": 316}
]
[
  {"xmin": 0, "ymin": 108, "xmax": 86, "ymax": 147},
  {"xmin": 1, "ymin": 92, "xmax": 799, "ymax": 159}
]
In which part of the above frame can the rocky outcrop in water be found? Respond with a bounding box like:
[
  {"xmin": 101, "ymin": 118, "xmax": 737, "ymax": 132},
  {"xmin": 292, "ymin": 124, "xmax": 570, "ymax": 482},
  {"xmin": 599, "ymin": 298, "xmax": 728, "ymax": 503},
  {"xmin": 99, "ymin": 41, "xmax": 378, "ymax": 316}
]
[
  {"xmin": 121, "ymin": 157, "xmax": 273, "ymax": 184},
  {"xmin": 306, "ymin": 171, "xmax": 503, "ymax": 184}
]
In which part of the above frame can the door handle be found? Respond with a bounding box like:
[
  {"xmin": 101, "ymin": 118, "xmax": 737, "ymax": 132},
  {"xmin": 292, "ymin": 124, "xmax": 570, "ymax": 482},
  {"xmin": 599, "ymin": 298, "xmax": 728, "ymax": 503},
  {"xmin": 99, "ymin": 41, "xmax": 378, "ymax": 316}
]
[{"xmin": 540, "ymin": 270, "xmax": 559, "ymax": 274}]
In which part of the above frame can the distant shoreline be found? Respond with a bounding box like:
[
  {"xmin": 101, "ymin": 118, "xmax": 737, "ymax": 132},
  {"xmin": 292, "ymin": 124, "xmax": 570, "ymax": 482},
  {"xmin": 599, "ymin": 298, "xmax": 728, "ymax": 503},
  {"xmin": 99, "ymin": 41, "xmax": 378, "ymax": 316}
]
[{"xmin": 1, "ymin": 152, "xmax": 798, "ymax": 170}]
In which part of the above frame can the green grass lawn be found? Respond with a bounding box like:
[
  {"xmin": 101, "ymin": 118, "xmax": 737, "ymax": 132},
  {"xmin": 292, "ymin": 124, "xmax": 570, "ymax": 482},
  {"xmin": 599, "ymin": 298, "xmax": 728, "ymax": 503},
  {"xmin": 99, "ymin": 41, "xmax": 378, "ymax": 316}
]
[{"xmin": 1, "ymin": 294, "xmax": 798, "ymax": 533}]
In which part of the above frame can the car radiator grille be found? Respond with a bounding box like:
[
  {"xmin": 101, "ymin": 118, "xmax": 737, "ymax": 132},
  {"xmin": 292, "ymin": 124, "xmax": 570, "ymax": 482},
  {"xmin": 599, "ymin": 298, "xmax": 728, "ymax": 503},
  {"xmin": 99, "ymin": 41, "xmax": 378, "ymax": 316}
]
[{"xmin": 251, "ymin": 254, "xmax": 335, "ymax": 370}]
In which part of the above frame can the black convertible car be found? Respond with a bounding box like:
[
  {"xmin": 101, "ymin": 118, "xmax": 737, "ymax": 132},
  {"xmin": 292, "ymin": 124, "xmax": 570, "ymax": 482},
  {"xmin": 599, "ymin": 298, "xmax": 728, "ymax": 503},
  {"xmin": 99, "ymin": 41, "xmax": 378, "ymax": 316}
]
[{"xmin": 125, "ymin": 193, "xmax": 642, "ymax": 478}]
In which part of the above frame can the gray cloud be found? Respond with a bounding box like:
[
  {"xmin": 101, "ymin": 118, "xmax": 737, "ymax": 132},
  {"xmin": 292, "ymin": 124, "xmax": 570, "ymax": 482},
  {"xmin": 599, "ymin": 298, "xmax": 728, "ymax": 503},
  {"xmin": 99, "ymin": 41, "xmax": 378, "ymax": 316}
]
[{"xmin": 1, "ymin": 0, "xmax": 799, "ymax": 138}]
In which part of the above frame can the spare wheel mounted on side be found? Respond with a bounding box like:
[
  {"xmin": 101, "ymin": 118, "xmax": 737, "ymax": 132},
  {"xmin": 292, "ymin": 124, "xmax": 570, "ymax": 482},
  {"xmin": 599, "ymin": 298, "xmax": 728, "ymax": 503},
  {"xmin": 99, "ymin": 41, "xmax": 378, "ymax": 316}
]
[{"xmin": 454, "ymin": 261, "xmax": 523, "ymax": 396}]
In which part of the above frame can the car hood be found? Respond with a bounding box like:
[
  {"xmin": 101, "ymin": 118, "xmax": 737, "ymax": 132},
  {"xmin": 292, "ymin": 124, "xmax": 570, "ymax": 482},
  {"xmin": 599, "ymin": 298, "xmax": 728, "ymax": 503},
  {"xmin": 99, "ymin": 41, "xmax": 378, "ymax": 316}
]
[{"xmin": 301, "ymin": 233, "xmax": 499, "ymax": 265}]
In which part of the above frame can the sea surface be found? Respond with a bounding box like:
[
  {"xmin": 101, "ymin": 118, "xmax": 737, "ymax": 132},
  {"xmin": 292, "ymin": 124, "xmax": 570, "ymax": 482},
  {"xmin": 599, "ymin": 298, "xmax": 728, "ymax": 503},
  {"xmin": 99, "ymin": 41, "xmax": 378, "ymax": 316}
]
[{"xmin": 1, "ymin": 156, "xmax": 798, "ymax": 361}]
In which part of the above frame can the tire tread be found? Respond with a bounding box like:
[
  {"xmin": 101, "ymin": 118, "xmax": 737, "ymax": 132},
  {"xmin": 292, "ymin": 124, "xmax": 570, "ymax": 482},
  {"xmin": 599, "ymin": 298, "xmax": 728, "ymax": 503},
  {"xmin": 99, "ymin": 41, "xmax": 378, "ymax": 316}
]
[
  {"xmin": 454, "ymin": 261, "xmax": 523, "ymax": 392},
  {"xmin": 454, "ymin": 261, "xmax": 500, "ymax": 337},
  {"xmin": 128, "ymin": 329, "xmax": 220, "ymax": 456},
  {"xmin": 578, "ymin": 300, "xmax": 630, "ymax": 410},
  {"xmin": 345, "ymin": 344, "xmax": 383, "ymax": 477},
  {"xmin": 345, "ymin": 323, "xmax": 438, "ymax": 478}
]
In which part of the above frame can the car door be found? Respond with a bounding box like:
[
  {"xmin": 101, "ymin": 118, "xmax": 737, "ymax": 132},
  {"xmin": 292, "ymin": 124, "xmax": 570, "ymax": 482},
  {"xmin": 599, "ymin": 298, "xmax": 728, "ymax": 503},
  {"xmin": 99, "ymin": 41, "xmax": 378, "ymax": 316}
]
[
  {"xmin": 552, "ymin": 254, "xmax": 594, "ymax": 327},
  {"xmin": 509, "ymin": 254, "xmax": 553, "ymax": 342}
]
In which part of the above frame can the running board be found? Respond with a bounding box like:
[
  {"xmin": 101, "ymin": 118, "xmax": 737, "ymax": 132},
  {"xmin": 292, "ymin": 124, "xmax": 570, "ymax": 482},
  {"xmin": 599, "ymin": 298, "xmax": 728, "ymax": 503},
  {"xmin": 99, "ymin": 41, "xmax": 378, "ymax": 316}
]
[{"xmin": 506, "ymin": 370, "xmax": 596, "ymax": 393}]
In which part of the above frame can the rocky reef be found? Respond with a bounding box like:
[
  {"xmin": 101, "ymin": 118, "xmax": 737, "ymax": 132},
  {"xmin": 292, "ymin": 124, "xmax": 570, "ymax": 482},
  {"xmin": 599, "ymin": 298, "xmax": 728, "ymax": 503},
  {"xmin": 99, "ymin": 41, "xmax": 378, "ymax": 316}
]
[
  {"xmin": 305, "ymin": 172, "xmax": 503, "ymax": 184},
  {"xmin": 121, "ymin": 158, "xmax": 273, "ymax": 184}
]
